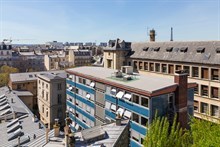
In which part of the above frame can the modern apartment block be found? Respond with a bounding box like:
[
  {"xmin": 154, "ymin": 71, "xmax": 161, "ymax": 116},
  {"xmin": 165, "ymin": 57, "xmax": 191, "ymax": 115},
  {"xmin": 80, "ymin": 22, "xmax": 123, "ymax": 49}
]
[
  {"xmin": 37, "ymin": 72, "xmax": 67, "ymax": 129},
  {"xmin": 103, "ymin": 39, "xmax": 220, "ymax": 122},
  {"xmin": 66, "ymin": 66, "xmax": 195, "ymax": 147}
]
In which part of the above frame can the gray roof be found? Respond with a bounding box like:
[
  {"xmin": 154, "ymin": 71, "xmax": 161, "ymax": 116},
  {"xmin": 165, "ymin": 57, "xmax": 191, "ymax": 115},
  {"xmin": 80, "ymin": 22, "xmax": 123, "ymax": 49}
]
[
  {"xmin": 10, "ymin": 70, "xmax": 65, "ymax": 83},
  {"xmin": 130, "ymin": 41, "xmax": 220, "ymax": 65},
  {"xmin": 104, "ymin": 38, "xmax": 131, "ymax": 51},
  {"xmin": 74, "ymin": 120, "xmax": 129, "ymax": 147},
  {"xmin": 37, "ymin": 72, "xmax": 67, "ymax": 81},
  {"xmin": 0, "ymin": 86, "xmax": 45, "ymax": 147},
  {"xmin": 67, "ymin": 66, "xmax": 177, "ymax": 93},
  {"xmin": 13, "ymin": 90, "xmax": 33, "ymax": 97}
]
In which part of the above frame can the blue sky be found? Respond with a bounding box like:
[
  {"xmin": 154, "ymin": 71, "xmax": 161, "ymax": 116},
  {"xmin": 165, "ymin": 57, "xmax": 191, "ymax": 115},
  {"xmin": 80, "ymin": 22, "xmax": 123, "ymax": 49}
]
[{"xmin": 0, "ymin": 0, "xmax": 219, "ymax": 44}]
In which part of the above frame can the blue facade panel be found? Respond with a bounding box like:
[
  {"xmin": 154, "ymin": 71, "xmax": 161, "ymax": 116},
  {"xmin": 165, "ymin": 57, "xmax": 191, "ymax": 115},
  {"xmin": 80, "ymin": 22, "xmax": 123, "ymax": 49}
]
[
  {"xmin": 118, "ymin": 99, "xmax": 149, "ymax": 118},
  {"xmin": 66, "ymin": 101, "xmax": 95, "ymax": 122},
  {"xmin": 130, "ymin": 139, "xmax": 142, "ymax": 147},
  {"xmin": 66, "ymin": 90, "xmax": 95, "ymax": 108},
  {"xmin": 69, "ymin": 113, "xmax": 90, "ymax": 129},
  {"xmin": 66, "ymin": 79, "xmax": 95, "ymax": 94},
  {"xmin": 130, "ymin": 121, "xmax": 147, "ymax": 136},
  {"xmin": 105, "ymin": 94, "xmax": 117, "ymax": 104},
  {"xmin": 105, "ymin": 109, "xmax": 116, "ymax": 120}
]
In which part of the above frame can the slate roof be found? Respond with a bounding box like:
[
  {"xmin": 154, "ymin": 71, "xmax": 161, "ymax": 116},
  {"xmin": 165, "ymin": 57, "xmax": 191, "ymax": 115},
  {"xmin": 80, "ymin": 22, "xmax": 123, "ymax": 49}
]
[
  {"xmin": 0, "ymin": 86, "xmax": 46, "ymax": 147},
  {"xmin": 130, "ymin": 41, "xmax": 220, "ymax": 65},
  {"xmin": 10, "ymin": 70, "xmax": 65, "ymax": 83}
]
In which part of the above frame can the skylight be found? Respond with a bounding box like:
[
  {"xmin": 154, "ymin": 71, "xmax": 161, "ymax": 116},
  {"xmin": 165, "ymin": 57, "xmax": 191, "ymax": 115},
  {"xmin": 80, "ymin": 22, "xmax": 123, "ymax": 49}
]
[{"xmin": 197, "ymin": 47, "xmax": 205, "ymax": 53}]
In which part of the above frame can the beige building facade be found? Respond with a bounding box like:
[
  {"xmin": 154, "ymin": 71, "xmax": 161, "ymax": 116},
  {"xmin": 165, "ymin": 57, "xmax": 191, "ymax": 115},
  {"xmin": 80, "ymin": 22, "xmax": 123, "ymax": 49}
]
[
  {"xmin": 104, "ymin": 40, "xmax": 220, "ymax": 122},
  {"xmin": 103, "ymin": 39, "xmax": 131, "ymax": 70},
  {"xmin": 37, "ymin": 72, "xmax": 66, "ymax": 129}
]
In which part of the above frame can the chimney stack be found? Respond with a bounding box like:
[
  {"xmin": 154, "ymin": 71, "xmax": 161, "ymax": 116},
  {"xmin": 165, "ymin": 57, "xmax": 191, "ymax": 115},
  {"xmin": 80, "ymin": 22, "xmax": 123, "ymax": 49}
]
[
  {"xmin": 18, "ymin": 136, "xmax": 20, "ymax": 147},
  {"xmin": 174, "ymin": 70, "xmax": 188, "ymax": 129},
  {"xmin": 170, "ymin": 27, "xmax": 173, "ymax": 41},
  {"xmin": 149, "ymin": 29, "xmax": 156, "ymax": 42},
  {"xmin": 116, "ymin": 112, "xmax": 121, "ymax": 126},
  {"xmin": 53, "ymin": 119, "xmax": 60, "ymax": 137},
  {"xmin": 45, "ymin": 124, "xmax": 49, "ymax": 143}
]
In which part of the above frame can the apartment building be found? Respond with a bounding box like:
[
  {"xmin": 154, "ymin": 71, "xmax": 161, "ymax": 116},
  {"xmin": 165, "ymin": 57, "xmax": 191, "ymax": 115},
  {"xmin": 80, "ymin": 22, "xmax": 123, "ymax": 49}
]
[
  {"xmin": 44, "ymin": 54, "xmax": 68, "ymax": 70},
  {"xmin": 65, "ymin": 66, "xmax": 195, "ymax": 147},
  {"xmin": 9, "ymin": 70, "xmax": 65, "ymax": 113},
  {"xmin": 103, "ymin": 39, "xmax": 220, "ymax": 123},
  {"xmin": 37, "ymin": 72, "xmax": 67, "ymax": 129},
  {"xmin": 0, "ymin": 43, "xmax": 12, "ymax": 66}
]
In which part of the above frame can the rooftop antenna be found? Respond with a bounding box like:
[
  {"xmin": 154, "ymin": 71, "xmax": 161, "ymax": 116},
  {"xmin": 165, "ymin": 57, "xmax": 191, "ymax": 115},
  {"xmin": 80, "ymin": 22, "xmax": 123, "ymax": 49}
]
[{"xmin": 170, "ymin": 27, "xmax": 173, "ymax": 41}]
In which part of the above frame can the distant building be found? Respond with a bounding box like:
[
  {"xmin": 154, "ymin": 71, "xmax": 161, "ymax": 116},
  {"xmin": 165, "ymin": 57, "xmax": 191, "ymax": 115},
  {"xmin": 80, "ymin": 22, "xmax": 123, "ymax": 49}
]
[
  {"xmin": 103, "ymin": 39, "xmax": 131, "ymax": 70},
  {"xmin": 12, "ymin": 51, "xmax": 45, "ymax": 72},
  {"xmin": 99, "ymin": 42, "xmax": 108, "ymax": 47},
  {"xmin": 66, "ymin": 66, "xmax": 195, "ymax": 146},
  {"xmin": 45, "ymin": 41, "xmax": 64, "ymax": 49},
  {"xmin": 68, "ymin": 49, "xmax": 92, "ymax": 67},
  {"xmin": 8, "ymin": 70, "xmax": 65, "ymax": 112},
  {"xmin": 44, "ymin": 54, "xmax": 68, "ymax": 70},
  {"xmin": 0, "ymin": 43, "xmax": 12, "ymax": 66},
  {"xmin": 37, "ymin": 72, "xmax": 67, "ymax": 129}
]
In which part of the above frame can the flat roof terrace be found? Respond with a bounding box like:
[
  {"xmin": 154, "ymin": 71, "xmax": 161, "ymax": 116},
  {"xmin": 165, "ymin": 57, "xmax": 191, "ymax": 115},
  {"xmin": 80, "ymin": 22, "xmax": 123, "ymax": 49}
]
[{"xmin": 66, "ymin": 66, "xmax": 180, "ymax": 96}]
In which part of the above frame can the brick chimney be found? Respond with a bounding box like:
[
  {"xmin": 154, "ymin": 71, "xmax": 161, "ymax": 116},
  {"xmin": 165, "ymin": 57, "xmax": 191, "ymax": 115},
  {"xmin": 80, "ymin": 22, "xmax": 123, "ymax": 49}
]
[
  {"xmin": 174, "ymin": 70, "xmax": 188, "ymax": 129},
  {"xmin": 53, "ymin": 119, "xmax": 60, "ymax": 137}
]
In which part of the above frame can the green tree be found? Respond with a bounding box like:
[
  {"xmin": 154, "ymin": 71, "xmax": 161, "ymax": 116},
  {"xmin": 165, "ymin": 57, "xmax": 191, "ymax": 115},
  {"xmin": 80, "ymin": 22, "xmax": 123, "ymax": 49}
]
[
  {"xmin": 144, "ymin": 114, "xmax": 220, "ymax": 147},
  {"xmin": 190, "ymin": 118, "xmax": 220, "ymax": 147},
  {"xmin": 144, "ymin": 114, "xmax": 191, "ymax": 147},
  {"xmin": 0, "ymin": 65, "xmax": 19, "ymax": 87}
]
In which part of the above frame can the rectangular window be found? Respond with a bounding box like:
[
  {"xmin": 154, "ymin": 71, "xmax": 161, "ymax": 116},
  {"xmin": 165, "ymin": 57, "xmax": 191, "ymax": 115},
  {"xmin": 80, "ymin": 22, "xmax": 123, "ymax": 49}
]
[
  {"xmin": 58, "ymin": 94, "xmax": 62, "ymax": 104},
  {"xmin": 155, "ymin": 63, "xmax": 160, "ymax": 72},
  {"xmin": 149, "ymin": 63, "xmax": 154, "ymax": 71},
  {"xmin": 211, "ymin": 105, "xmax": 219, "ymax": 117},
  {"xmin": 42, "ymin": 90, "xmax": 44, "ymax": 98},
  {"xmin": 183, "ymin": 66, "xmax": 190, "ymax": 75},
  {"xmin": 139, "ymin": 61, "xmax": 143, "ymax": 70},
  {"xmin": 175, "ymin": 65, "xmax": 182, "ymax": 71},
  {"xmin": 211, "ymin": 69, "xmax": 219, "ymax": 80},
  {"xmin": 79, "ymin": 77, "xmax": 82, "ymax": 83},
  {"xmin": 194, "ymin": 101, "xmax": 198, "ymax": 112},
  {"xmin": 76, "ymin": 113, "xmax": 79, "ymax": 118},
  {"xmin": 201, "ymin": 102, "xmax": 208, "ymax": 114},
  {"xmin": 162, "ymin": 64, "xmax": 167, "ymax": 73},
  {"xmin": 141, "ymin": 97, "xmax": 148, "ymax": 108},
  {"xmin": 211, "ymin": 87, "xmax": 219, "ymax": 99},
  {"xmin": 132, "ymin": 113, "xmax": 139, "ymax": 123},
  {"xmin": 133, "ymin": 61, "xmax": 138, "ymax": 70},
  {"xmin": 201, "ymin": 85, "xmax": 208, "ymax": 97},
  {"xmin": 141, "ymin": 117, "xmax": 148, "ymax": 127},
  {"xmin": 46, "ymin": 92, "xmax": 48, "ymax": 101},
  {"xmin": 58, "ymin": 83, "xmax": 62, "ymax": 90},
  {"xmin": 168, "ymin": 65, "xmax": 174, "ymax": 74},
  {"xmin": 133, "ymin": 94, "xmax": 139, "ymax": 104},
  {"xmin": 201, "ymin": 68, "xmax": 209, "ymax": 79},
  {"xmin": 194, "ymin": 85, "xmax": 198, "ymax": 95},
  {"xmin": 83, "ymin": 79, "xmax": 86, "ymax": 85},
  {"xmin": 144, "ymin": 62, "xmax": 148, "ymax": 70},
  {"xmin": 192, "ymin": 67, "xmax": 199, "ymax": 77}
]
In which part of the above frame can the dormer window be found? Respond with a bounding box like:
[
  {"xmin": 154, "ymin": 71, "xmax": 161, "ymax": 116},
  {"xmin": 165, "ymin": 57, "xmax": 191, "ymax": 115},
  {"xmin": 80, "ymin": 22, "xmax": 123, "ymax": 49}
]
[
  {"xmin": 216, "ymin": 47, "xmax": 220, "ymax": 53},
  {"xmin": 154, "ymin": 47, "xmax": 160, "ymax": 52},
  {"xmin": 142, "ymin": 47, "xmax": 149, "ymax": 51},
  {"xmin": 180, "ymin": 47, "xmax": 188, "ymax": 53},
  {"xmin": 166, "ymin": 47, "xmax": 173, "ymax": 52},
  {"xmin": 197, "ymin": 47, "xmax": 205, "ymax": 53}
]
